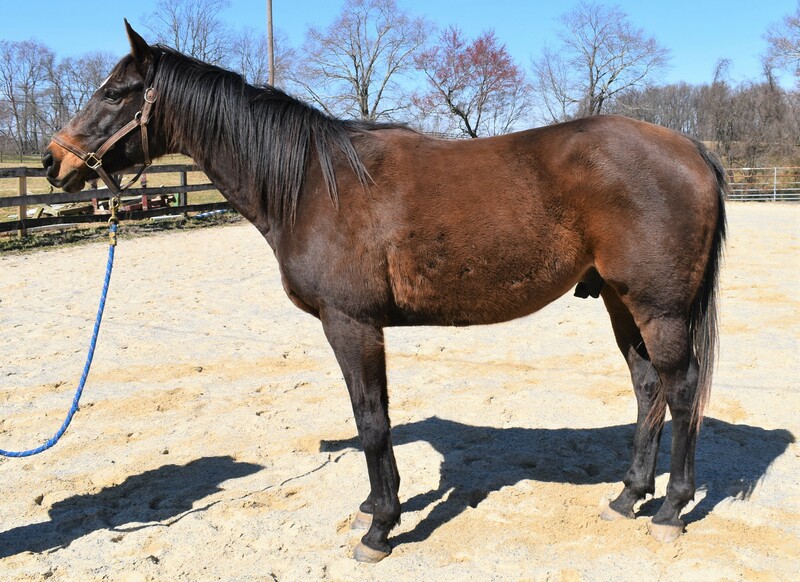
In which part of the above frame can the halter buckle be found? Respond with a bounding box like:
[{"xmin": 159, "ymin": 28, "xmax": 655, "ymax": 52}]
[
  {"xmin": 84, "ymin": 153, "xmax": 103, "ymax": 170},
  {"xmin": 144, "ymin": 87, "xmax": 156, "ymax": 103}
]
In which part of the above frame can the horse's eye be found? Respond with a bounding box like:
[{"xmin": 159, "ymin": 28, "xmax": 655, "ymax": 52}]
[{"xmin": 104, "ymin": 89, "xmax": 122, "ymax": 103}]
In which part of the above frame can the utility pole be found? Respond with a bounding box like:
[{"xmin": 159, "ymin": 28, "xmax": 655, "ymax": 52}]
[{"xmin": 267, "ymin": 0, "xmax": 275, "ymax": 85}]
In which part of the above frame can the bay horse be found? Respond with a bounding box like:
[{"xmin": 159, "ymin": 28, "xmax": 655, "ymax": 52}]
[{"xmin": 43, "ymin": 22, "xmax": 726, "ymax": 562}]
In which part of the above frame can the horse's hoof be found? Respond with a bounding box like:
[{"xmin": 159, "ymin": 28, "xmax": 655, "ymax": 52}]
[
  {"xmin": 353, "ymin": 542, "xmax": 390, "ymax": 563},
  {"xmin": 351, "ymin": 509, "xmax": 373, "ymax": 530},
  {"xmin": 648, "ymin": 520, "xmax": 684, "ymax": 543},
  {"xmin": 600, "ymin": 505, "xmax": 632, "ymax": 521}
]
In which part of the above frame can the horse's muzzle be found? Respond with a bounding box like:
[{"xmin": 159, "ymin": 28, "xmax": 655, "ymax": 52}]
[
  {"xmin": 41, "ymin": 150, "xmax": 53, "ymax": 172},
  {"xmin": 42, "ymin": 149, "xmax": 58, "ymax": 185},
  {"xmin": 42, "ymin": 147, "xmax": 81, "ymax": 192}
]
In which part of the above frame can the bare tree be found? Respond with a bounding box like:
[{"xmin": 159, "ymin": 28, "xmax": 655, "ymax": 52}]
[
  {"xmin": 45, "ymin": 52, "xmax": 117, "ymax": 133},
  {"xmin": 267, "ymin": 0, "xmax": 275, "ymax": 85},
  {"xmin": 609, "ymin": 82, "xmax": 700, "ymax": 135},
  {"xmin": 736, "ymin": 78, "xmax": 796, "ymax": 166},
  {"xmin": 0, "ymin": 39, "xmax": 54, "ymax": 155},
  {"xmin": 295, "ymin": 0, "xmax": 431, "ymax": 121},
  {"xmin": 142, "ymin": 0, "xmax": 232, "ymax": 64},
  {"xmin": 228, "ymin": 27, "xmax": 296, "ymax": 88},
  {"xmin": 0, "ymin": 91, "xmax": 12, "ymax": 160},
  {"xmin": 765, "ymin": 3, "xmax": 800, "ymax": 82},
  {"xmin": 532, "ymin": 0, "xmax": 670, "ymax": 122},
  {"xmin": 697, "ymin": 59, "xmax": 740, "ymax": 160},
  {"xmin": 611, "ymin": 58, "xmax": 800, "ymax": 166},
  {"xmin": 701, "ymin": 60, "xmax": 800, "ymax": 166},
  {"xmin": 414, "ymin": 27, "xmax": 532, "ymax": 137}
]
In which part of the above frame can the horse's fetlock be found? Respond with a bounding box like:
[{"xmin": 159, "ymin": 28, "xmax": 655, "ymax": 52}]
[
  {"xmin": 630, "ymin": 483, "xmax": 655, "ymax": 498},
  {"xmin": 667, "ymin": 482, "xmax": 695, "ymax": 505},
  {"xmin": 374, "ymin": 499, "xmax": 401, "ymax": 522}
]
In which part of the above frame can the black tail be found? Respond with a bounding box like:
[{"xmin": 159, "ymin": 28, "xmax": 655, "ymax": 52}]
[{"xmin": 689, "ymin": 141, "xmax": 727, "ymax": 431}]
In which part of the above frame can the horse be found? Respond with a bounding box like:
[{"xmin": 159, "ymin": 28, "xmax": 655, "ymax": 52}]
[{"xmin": 42, "ymin": 22, "xmax": 726, "ymax": 563}]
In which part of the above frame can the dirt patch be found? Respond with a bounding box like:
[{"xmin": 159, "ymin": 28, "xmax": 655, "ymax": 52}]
[{"xmin": 0, "ymin": 202, "xmax": 798, "ymax": 580}]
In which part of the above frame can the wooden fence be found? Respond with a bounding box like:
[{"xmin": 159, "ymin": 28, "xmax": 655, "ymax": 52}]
[{"xmin": 0, "ymin": 164, "xmax": 228, "ymax": 237}]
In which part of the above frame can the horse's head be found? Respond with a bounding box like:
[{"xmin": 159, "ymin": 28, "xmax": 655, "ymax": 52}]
[{"xmin": 43, "ymin": 21, "xmax": 161, "ymax": 193}]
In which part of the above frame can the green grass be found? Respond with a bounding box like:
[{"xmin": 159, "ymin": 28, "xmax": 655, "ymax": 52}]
[
  {"xmin": 0, "ymin": 154, "xmax": 43, "ymax": 166},
  {"xmin": 0, "ymin": 155, "xmax": 53, "ymax": 203}
]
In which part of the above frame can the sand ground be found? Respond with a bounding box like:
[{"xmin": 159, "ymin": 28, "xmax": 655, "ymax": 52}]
[{"xmin": 0, "ymin": 202, "xmax": 798, "ymax": 581}]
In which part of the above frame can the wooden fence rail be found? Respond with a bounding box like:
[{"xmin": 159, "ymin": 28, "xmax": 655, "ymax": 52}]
[{"xmin": 0, "ymin": 164, "xmax": 227, "ymax": 237}]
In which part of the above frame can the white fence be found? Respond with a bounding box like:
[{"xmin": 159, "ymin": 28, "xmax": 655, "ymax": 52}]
[{"xmin": 727, "ymin": 167, "xmax": 800, "ymax": 202}]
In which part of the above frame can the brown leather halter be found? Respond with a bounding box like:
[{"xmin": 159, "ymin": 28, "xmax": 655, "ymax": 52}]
[{"xmin": 52, "ymin": 87, "xmax": 157, "ymax": 194}]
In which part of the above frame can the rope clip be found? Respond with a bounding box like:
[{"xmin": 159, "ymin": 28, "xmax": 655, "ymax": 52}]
[{"xmin": 108, "ymin": 195, "xmax": 120, "ymax": 246}]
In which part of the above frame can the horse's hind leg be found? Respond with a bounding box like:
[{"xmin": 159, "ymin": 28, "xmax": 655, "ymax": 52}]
[
  {"xmin": 600, "ymin": 287, "xmax": 665, "ymax": 521},
  {"xmin": 321, "ymin": 308, "xmax": 400, "ymax": 562},
  {"xmin": 635, "ymin": 313, "xmax": 700, "ymax": 542}
]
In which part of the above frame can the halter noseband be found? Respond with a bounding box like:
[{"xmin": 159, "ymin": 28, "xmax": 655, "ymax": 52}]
[{"xmin": 52, "ymin": 87, "xmax": 158, "ymax": 195}]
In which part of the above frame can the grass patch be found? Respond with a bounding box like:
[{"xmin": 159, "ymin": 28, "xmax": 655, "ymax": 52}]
[{"xmin": 0, "ymin": 154, "xmax": 43, "ymax": 166}]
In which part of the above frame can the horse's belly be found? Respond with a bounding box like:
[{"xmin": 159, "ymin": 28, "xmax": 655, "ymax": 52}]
[{"xmin": 385, "ymin": 242, "xmax": 586, "ymax": 326}]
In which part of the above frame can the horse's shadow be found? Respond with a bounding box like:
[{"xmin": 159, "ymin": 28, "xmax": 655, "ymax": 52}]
[
  {"xmin": 320, "ymin": 416, "xmax": 794, "ymax": 546},
  {"xmin": 1, "ymin": 419, "xmax": 791, "ymax": 558},
  {"xmin": 0, "ymin": 456, "xmax": 262, "ymax": 558}
]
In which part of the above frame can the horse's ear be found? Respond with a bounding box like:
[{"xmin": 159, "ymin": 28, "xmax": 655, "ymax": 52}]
[{"xmin": 124, "ymin": 19, "xmax": 152, "ymax": 65}]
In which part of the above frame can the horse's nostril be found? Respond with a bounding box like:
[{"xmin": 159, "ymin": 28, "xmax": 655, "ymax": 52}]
[{"xmin": 42, "ymin": 150, "xmax": 54, "ymax": 171}]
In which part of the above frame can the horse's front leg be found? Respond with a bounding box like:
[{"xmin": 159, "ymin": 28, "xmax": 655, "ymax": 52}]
[{"xmin": 321, "ymin": 308, "xmax": 400, "ymax": 562}]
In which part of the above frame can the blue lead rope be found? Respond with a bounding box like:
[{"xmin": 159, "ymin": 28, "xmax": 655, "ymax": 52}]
[{"xmin": 0, "ymin": 222, "xmax": 118, "ymax": 458}]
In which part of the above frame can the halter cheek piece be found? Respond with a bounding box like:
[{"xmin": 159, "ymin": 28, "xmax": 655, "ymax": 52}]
[{"xmin": 52, "ymin": 87, "xmax": 157, "ymax": 195}]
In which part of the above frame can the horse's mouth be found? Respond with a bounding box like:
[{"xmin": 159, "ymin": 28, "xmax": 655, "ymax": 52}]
[{"xmin": 48, "ymin": 169, "xmax": 86, "ymax": 194}]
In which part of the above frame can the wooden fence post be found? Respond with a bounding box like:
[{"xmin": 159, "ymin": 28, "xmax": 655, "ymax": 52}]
[
  {"xmin": 18, "ymin": 171, "xmax": 27, "ymax": 238},
  {"xmin": 179, "ymin": 170, "xmax": 187, "ymax": 207}
]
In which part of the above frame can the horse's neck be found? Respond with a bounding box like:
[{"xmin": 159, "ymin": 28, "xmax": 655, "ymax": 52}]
[{"xmin": 173, "ymin": 120, "xmax": 274, "ymax": 238}]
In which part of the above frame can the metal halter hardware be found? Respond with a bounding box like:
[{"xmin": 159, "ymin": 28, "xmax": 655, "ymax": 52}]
[{"xmin": 52, "ymin": 87, "xmax": 157, "ymax": 195}]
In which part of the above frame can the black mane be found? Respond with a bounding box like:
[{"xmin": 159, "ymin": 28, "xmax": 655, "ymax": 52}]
[{"xmin": 151, "ymin": 46, "xmax": 403, "ymax": 224}]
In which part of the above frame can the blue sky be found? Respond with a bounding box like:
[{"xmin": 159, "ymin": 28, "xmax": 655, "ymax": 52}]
[{"xmin": 0, "ymin": 0, "xmax": 796, "ymax": 86}]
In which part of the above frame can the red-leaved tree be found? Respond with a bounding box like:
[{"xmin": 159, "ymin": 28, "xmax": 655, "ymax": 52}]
[{"xmin": 414, "ymin": 27, "xmax": 532, "ymax": 137}]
